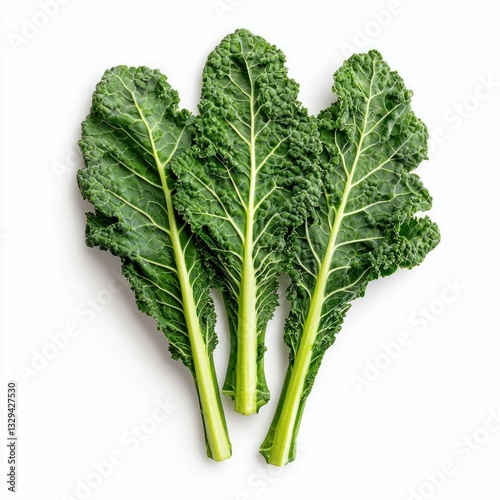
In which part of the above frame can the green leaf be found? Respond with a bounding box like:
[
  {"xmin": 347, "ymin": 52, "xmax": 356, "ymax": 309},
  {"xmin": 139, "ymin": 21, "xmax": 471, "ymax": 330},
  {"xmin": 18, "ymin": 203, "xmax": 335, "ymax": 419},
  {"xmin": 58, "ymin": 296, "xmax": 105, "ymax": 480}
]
[
  {"xmin": 260, "ymin": 51, "xmax": 440, "ymax": 465},
  {"xmin": 174, "ymin": 29, "xmax": 321, "ymax": 414},
  {"xmin": 77, "ymin": 66, "xmax": 231, "ymax": 461}
]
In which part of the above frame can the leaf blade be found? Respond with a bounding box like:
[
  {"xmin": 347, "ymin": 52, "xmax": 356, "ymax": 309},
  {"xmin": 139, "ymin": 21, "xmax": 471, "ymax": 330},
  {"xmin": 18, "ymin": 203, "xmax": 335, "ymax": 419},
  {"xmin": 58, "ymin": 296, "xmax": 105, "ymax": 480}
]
[
  {"xmin": 78, "ymin": 66, "xmax": 231, "ymax": 460},
  {"xmin": 174, "ymin": 29, "xmax": 321, "ymax": 413},
  {"xmin": 261, "ymin": 51, "xmax": 440, "ymax": 465}
]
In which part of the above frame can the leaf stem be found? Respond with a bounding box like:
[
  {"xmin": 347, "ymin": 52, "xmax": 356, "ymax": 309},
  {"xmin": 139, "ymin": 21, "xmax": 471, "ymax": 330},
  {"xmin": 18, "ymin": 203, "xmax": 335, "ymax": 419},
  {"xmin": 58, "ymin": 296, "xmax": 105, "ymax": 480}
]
[
  {"xmin": 234, "ymin": 258, "xmax": 259, "ymax": 414},
  {"xmin": 259, "ymin": 267, "xmax": 326, "ymax": 465},
  {"xmin": 164, "ymin": 180, "xmax": 231, "ymax": 460},
  {"xmin": 161, "ymin": 171, "xmax": 231, "ymax": 460},
  {"xmin": 259, "ymin": 366, "xmax": 307, "ymax": 466}
]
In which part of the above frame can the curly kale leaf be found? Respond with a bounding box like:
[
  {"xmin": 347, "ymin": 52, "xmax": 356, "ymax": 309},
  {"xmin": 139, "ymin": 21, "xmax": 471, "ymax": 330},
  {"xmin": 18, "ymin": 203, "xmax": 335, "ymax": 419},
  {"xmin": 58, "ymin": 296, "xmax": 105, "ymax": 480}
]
[
  {"xmin": 261, "ymin": 51, "xmax": 440, "ymax": 465},
  {"xmin": 77, "ymin": 66, "xmax": 231, "ymax": 461},
  {"xmin": 173, "ymin": 29, "xmax": 321, "ymax": 414}
]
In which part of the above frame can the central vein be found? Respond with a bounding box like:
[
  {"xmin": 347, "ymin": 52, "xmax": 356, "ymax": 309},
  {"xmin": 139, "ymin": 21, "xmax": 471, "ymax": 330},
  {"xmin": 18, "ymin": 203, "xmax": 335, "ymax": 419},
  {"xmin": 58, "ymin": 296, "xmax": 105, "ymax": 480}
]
[
  {"xmin": 235, "ymin": 61, "xmax": 259, "ymax": 414},
  {"xmin": 126, "ymin": 84, "xmax": 230, "ymax": 459},
  {"xmin": 269, "ymin": 83, "xmax": 374, "ymax": 463}
]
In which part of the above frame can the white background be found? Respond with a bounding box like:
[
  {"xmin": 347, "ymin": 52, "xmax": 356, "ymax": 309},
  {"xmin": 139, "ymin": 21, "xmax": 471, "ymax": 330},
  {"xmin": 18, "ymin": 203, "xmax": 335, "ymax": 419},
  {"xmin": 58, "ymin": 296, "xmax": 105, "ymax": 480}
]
[{"xmin": 1, "ymin": 1, "xmax": 500, "ymax": 499}]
